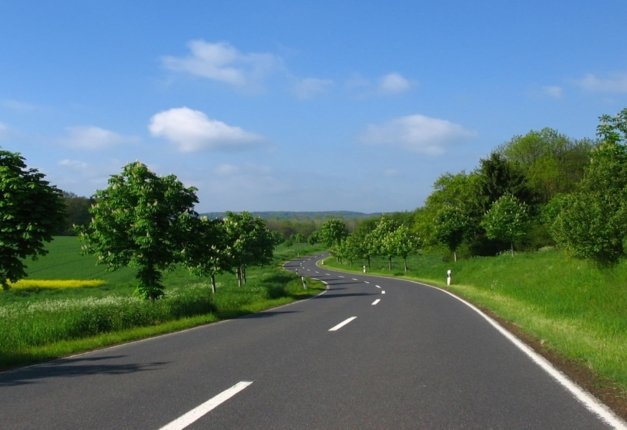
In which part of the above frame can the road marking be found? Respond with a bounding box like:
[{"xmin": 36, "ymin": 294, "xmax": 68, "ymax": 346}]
[
  {"xmin": 364, "ymin": 281, "xmax": 370, "ymax": 284},
  {"xmin": 352, "ymin": 278, "xmax": 359, "ymax": 281},
  {"xmin": 325, "ymin": 273, "xmax": 330, "ymax": 276},
  {"xmin": 371, "ymin": 299, "xmax": 381, "ymax": 306},
  {"xmin": 375, "ymin": 285, "xmax": 381, "ymax": 289},
  {"xmin": 160, "ymin": 381, "xmax": 253, "ymax": 430},
  {"xmin": 338, "ymin": 275, "xmax": 345, "ymax": 278},
  {"xmin": 381, "ymin": 290, "xmax": 386, "ymax": 295},
  {"xmin": 329, "ymin": 316, "xmax": 357, "ymax": 332}
]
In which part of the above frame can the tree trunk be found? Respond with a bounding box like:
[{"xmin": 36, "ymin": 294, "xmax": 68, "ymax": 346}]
[
  {"xmin": 236, "ymin": 267, "xmax": 242, "ymax": 287},
  {"xmin": 453, "ymin": 250, "xmax": 457, "ymax": 262},
  {"xmin": 242, "ymin": 266, "xmax": 247, "ymax": 285},
  {"xmin": 510, "ymin": 242, "xmax": 515, "ymax": 257},
  {"xmin": 210, "ymin": 274, "xmax": 216, "ymax": 294}
]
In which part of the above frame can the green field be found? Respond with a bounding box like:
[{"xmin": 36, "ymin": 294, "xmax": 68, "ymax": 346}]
[
  {"xmin": 326, "ymin": 250, "xmax": 627, "ymax": 398},
  {"xmin": 0, "ymin": 237, "xmax": 326, "ymax": 369}
]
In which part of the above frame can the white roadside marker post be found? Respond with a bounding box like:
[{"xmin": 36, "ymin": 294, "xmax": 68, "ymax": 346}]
[
  {"xmin": 301, "ymin": 276, "xmax": 307, "ymax": 289},
  {"xmin": 447, "ymin": 269, "xmax": 452, "ymax": 286}
]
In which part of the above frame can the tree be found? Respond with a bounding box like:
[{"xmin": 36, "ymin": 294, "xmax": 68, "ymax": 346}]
[
  {"xmin": 382, "ymin": 224, "xmax": 420, "ymax": 273},
  {"xmin": 78, "ymin": 162, "xmax": 198, "ymax": 299},
  {"xmin": 223, "ymin": 212, "xmax": 274, "ymax": 287},
  {"xmin": 481, "ymin": 194, "xmax": 529, "ymax": 256},
  {"xmin": 476, "ymin": 152, "xmax": 534, "ymax": 210},
  {"xmin": 433, "ymin": 205, "xmax": 469, "ymax": 262},
  {"xmin": 0, "ymin": 150, "xmax": 65, "ymax": 290},
  {"xmin": 550, "ymin": 109, "xmax": 627, "ymax": 264},
  {"xmin": 370, "ymin": 217, "xmax": 400, "ymax": 270},
  {"xmin": 318, "ymin": 218, "xmax": 349, "ymax": 248},
  {"xmin": 185, "ymin": 217, "xmax": 231, "ymax": 294}
]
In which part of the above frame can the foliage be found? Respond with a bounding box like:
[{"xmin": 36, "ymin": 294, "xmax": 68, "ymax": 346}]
[
  {"xmin": 498, "ymin": 128, "xmax": 592, "ymax": 203},
  {"xmin": 184, "ymin": 217, "xmax": 231, "ymax": 294},
  {"xmin": 476, "ymin": 152, "xmax": 534, "ymax": 210},
  {"xmin": 433, "ymin": 205, "xmax": 469, "ymax": 261},
  {"xmin": 78, "ymin": 162, "xmax": 198, "ymax": 299},
  {"xmin": 481, "ymin": 194, "xmax": 529, "ymax": 256},
  {"xmin": 318, "ymin": 218, "xmax": 349, "ymax": 247},
  {"xmin": 54, "ymin": 192, "xmax": 92, "ymax": 236},
  {"xmin": 382, "ymin": 224, "xmax": 420, "ymax": 273},
  {"xmin": 0, "ymin": 149, "xmax": 65, "ymax": 290},
  {"xmin": 223, "ymin": 212, "xmax": 275, "ymax": 287},
  {"xmin": 550, "ymin": 109, "xmax": 627, "ymax": 265}
]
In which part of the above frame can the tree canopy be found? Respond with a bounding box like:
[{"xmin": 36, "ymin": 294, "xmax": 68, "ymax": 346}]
[{"xmin": 0, "ymin": 149, "xmax": 65, "ymax": 289}]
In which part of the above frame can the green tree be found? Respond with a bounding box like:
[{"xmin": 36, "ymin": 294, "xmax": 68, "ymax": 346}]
[
  {"xmin": 481, "ymin": 194, "xmax": 530, "ymax": 256},
  {"xmin": 0, "ymin": 150, "xmax": 65, "ymax": 290},
  {"xmin": 223, "ymin": 212, "xmax": 274, "ymax": 287},
  {"xmin": 78, "ymin": 162, "xmax": 198, "ymax": 299},
  {"xmin": 433, "ymin": 205, "xmax": 469, "ymax": 262},
  {"xmin": 185, "ymin": 217, "xmax": 231, "ymax": 294},
  {"xmin": 370, "ymin": 217, "xmax": 400, "ymax": 270},
  {"xmin": 550, "ymin": 109, "xmax": 627, "ymax": 264},
  {"xmin": 318, "ymin": 218, "xmax": 349, "ymax": 248},
  {"xmin": 382, "ymin": 224, "xmax": 419, "ymax": 273}
]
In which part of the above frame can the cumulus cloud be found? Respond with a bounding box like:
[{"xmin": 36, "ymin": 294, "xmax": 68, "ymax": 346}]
[
  {"xmin": 59, "ymin": 126, "xmax": 137, "ymax": 150},
  {"xmin": 360, "ymin": 114, "xmax": 476, "ymax": 155},
  {"xmin": 575, "ymin": 72, "xmax": 627, "ymax": 93},
  {"xmin": 162, "ymin": 40, "xmax": 281, "ymax": 90},
  {"xmin": 378, "ymin": 73, "xmax": 412, "ymax": 94},
  {"xmin": 149, "ymin": 107, "xmax": 263, "ymax": 152},
  {"xmin": 292, "ymin": 78, "xmax": 334, "ymax": 99}
]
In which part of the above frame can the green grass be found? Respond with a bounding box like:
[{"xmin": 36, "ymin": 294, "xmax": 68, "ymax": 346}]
[
  {"xmin": 0, "ymin": 237, "xmax": 325, "ymax": 369},
  {"xmin": 326, "ymin": 250, "xmax": 627, "ymax": 393}
]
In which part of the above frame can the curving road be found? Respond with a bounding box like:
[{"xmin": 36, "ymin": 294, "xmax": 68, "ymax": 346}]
[{"xmin": 0, "ymin": 254, "xmax": 624, "ymax": 429}]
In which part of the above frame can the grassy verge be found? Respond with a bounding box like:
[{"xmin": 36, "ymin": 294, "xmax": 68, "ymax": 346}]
[
  {"xmin": 0, "ymin": 238, "xmax": 325, "ymax": 370},
  {"xmin": 325, "ymin": 250, "xmax": 627, "ymax": 398}
]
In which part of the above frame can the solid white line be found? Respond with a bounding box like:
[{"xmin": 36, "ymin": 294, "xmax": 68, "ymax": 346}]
[
  {"xmin": 390, "ymin": 277, "xmax": 627, "ymax": 430},
  {"xmin": 160, "ymin": 381, "xmax": 253, "ymax": 430},
  {"xmin": 329, "ymin": 316, "xmax": 357, "ymax": 332},
  {"xmin": 371, "ymin": 299, "xmax": 381, "ymax": 306}
]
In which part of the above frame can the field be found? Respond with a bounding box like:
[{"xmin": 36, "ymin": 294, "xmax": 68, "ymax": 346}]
[
  {"xmin": 326, "ymin": 250, "xmax": 627, "ymax": 406},
  {"xmin": 0, "ymin": 237, "xmax": 326, "ymax": 369}
]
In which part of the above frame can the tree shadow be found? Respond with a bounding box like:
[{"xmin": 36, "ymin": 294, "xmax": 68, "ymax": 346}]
[{"xmin": 0, "ymin": 354, "xmax": 168, "ymax": 387}]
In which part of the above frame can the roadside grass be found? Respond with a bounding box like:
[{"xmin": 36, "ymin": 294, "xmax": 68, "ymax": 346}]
[
  {"xmin": 326, "ymin": 250, "xmax": 627, "ymax": 393},
  {"xmin": 0, "ymin": 238, "xmax": 325, "ymax": 370}
]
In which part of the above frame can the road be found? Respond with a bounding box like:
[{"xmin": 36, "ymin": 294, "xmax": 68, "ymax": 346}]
[{"xmin": 0, "ymin": 254, "xmax": 624, "ymax": 429}]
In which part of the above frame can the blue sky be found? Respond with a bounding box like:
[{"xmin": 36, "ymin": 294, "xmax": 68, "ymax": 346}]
[{"xmin": 1, "ymin": 1, "xmax": 626, "ymax": 213}]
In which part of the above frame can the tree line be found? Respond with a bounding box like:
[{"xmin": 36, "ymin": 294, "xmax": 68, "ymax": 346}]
[
  {"xmin": 322, "ymin": 108, "xmax": 626, "ymax": 267},
  {"xmin": 0, "ymin": 158, "xmax": 274, "ymax": 299}
]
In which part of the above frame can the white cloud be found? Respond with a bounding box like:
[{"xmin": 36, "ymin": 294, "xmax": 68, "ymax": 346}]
[
  {"xmin": 1, "ymin": 99, "xmax": 38, "ymax": 112},
  {"xmin": 149, "ymin": 107, "xmax": 263, "ymax": 152},
  {"xmin": 379, "ymin": 72, "xmax": 412, "ymax": 94},
  {"xmin": 59, "ymin": 126, "xmax": 137, "ymax": 150},
  {"xmin": 541, "ymin": 85, "xmax": 563, "ymax": 98},
  {"xmin": 292, "ymin": 78, "xmax": 334, "ymax": 99},
  {"xmin": 162, "ymin": 40, "xmax": 281, "ymax": 90},
  {"xmin": 214, "ymin": 163, "xmax": 240, "ymax": 176},
  {"xmin": 575, "ymin": 72, "xmax": 627, "ymax": 93},
  {"xmin": 58, "ymin": 159, "xmax": 89, "ymax": 170},
  {"xmin": 360, "ymin": 114, "xmax": 477, "ymax": 156}
]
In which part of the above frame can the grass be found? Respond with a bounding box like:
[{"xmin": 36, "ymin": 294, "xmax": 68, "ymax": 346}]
[
  {"xmin": 0, "ymin": 237, "xmax": 326, "ymax": 370},
  {"xmin": 325, "ymin": 250, "xmax": 627, "ymax": 394}
]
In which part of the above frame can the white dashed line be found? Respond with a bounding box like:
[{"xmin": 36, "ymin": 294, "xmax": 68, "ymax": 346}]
[
  {"xmin": 375, "ymin": 285, "xmax": 381, "ymax": 289},
  {"xmin": 371, "ymin": 299, "xmax": 381, "ymax": 306},
  {"xmin": 160, "ymin": 381, "xmax": 253, "ymax": 430},
  {"xmin": 329, "ymin": 316, "xmax": 358, "ymax": 332},
  {"xmin": 381, "ymin": 291, "xmax": 386, "ymax": 295}
]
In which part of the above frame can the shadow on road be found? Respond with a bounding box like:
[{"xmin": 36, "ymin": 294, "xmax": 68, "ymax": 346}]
[{"xmin": 0, "ymin": 354, "xmax": 168, "ymax": 387}]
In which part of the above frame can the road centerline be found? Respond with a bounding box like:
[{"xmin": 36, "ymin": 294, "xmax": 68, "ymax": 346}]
[
  {"xmin": 329, "ymin": 316, "xmax": 357, "ymax": 332},
  {"xmin": 159, "ymin": 381, "xmax": 253, "ymax": 430}
]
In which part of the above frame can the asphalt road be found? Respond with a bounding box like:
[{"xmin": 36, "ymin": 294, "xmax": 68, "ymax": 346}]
[{"xmin": 0, "ymin": 254, "xmax": 623, "ymax": 429}]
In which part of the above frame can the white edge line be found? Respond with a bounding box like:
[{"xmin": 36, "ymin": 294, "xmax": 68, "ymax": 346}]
[
  {"xmin": 383, "ymin": 275, "xmax": 626, "ymax": 429},
  {"xmin": 329, "ymin": 316, "xmax": 357, "ymax": 332},
  {"xmin": 160, "ymin": 381, "xmax": 253, "ymax": 430},
  {"xmin": 313, "ymin": 258, "xmax": 626, "ymax": 428},
  {"xmin": 371, "ymin": 299, "xmax": 381, "ymax": 306}
]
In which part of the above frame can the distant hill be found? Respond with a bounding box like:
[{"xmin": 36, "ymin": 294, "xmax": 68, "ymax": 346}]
[{"xmin": 201, "ymin": 211, "xmax": 379, "ymax": 221}]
